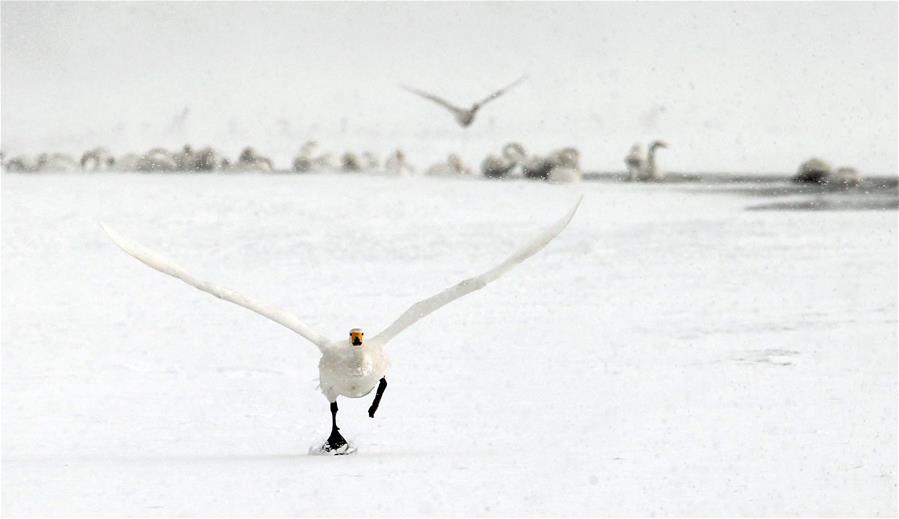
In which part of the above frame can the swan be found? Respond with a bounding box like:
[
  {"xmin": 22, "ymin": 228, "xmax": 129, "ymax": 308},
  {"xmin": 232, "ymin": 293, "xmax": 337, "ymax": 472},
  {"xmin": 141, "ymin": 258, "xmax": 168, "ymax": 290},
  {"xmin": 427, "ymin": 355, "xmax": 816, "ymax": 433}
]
[
  {"xmin": 831, "ymin": 166, "xmax": 862, "ymax": 187},
  {"xmin": 546, "ymin": 148, "xmax": 582, "ymax": 183},
  {"xmin": 401, "ymin": 75, "xmax": 527, "ymax": 128},
  {"xmin": 522, "ymin": 147, "xmax": 581, "ymax": 181},
  {"xmin": 385, "ymin": 149, "xmax": 415, "ymax": 176},
  {"xmin": 426, "ymin": 154, "xmax": 474, "ymax": 177},
  {"xmin": 136, "ymin": 148, "xmax": 178, "ymax": 172},
  {"xmin": 81, "ymin": 147, "xmax": 116, "ymax": 171},
  {"xmin": 31, "ymin": 153, "xmax": 78, "ymax": 172},
  {"xmin": 293, "ymin": 141, "xmax": 319, "ymax": 172},
  {"xmin": 293, "ymin": 142, "xmax": 339, "ymax": 173},
  {"xmin": 341, "ymin": 152, "xmax": 362, "ymax": 172},
  {"xmin": 360, "ymin": 152, "xmax": 380, "ymax": 170},
  {"xmin": 481, "ymin": 143, "xmax": 526, "ymax": 179},
  {"xmin": 3, "ymin": 155, "xmax": 37, "ymax": 172},
  {"xmin": 114, "ymin": 153, "xmax": 141, "ymax": 172},
  {"xmin": 233, "ymin": 147, "xmax": 274, "ymax": 172},
  {"xmin": 639, "ymin": 140, "xmax": 668, "ymax": 181},
  {"xmin": 172, "ymin": 145, "xmax": 195, "ymax": 170},
  {"xmin": 624, "ymin": 144, "xmax": 644, "ymax": 181},
  {"xmin": 793, "ymin": 158, "xmax": 861, "ymax": 187},
  {"xmin": 521, "ymin": 154, "xmax": 554, "ymax": 180},
  {"xmin": 190, "ymin": 147, "xmax": 226, "ymax": 171},
  {"xmin": 100, "ymin": 198, "xmax": 581, "ymax": 454}
]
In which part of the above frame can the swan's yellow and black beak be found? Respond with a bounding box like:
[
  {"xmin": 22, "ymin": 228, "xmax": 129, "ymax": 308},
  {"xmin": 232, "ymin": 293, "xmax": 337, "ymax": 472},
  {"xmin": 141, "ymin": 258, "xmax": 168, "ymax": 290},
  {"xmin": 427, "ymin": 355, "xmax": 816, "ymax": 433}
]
[{"xmin": 350, "ymin": 328, "xmax": 364, "ymax": 347}]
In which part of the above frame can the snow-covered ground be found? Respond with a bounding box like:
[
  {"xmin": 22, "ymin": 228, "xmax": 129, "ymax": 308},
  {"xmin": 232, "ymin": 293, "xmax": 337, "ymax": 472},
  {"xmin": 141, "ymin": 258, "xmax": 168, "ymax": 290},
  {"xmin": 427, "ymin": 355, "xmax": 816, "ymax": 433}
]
[{"xmin": 2, "ymin": 172, "xmax": 896, "ymax": 516}]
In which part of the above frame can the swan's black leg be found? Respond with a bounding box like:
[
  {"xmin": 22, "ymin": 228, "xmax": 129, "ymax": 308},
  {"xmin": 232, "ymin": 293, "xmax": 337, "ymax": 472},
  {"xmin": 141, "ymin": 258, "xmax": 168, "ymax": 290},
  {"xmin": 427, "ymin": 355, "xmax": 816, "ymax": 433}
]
[
  {"xmin": 368, "ymin": 377, "xmax": 387, "ymax": 418},
  {"xmin": 326, "ymin": 400, "xmax": 347, "ymax": 450}
]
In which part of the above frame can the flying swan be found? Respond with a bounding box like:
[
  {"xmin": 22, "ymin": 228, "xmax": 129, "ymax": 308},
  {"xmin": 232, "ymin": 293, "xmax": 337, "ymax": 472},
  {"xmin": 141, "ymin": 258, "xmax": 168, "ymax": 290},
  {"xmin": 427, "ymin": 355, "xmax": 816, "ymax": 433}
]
[
  {"xmin": 100, "ymin": 197, "xmax": 581, "ymax": 454},
  {"xmin": 401, "ymin": 75, "xmax": 527, "ymax": 128}
]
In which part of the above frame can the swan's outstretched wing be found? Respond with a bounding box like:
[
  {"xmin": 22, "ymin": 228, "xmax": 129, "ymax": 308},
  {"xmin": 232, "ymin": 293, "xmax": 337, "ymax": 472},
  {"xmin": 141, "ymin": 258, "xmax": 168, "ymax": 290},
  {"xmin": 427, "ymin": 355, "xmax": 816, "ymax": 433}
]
[
  {"xmin": 371, "ymin": 196, "xmax": 582, "ymax": 346},
  {"xmin": 100, "ymin": 224, "xmax": 331, "ymax": 351},
  {"xmin": 401, "ymin": 85, "xmax": 466, "ymax": 115},
  {"xmin": 477, "ymin": 75, "xmax": 527, "ymax": 107}
]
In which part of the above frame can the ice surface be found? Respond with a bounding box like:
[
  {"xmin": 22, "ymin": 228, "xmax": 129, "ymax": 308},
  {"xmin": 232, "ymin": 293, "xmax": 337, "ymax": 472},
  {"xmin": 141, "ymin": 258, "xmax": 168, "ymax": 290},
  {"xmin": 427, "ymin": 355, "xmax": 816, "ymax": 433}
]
[{"xmin": 2, "ymin": 173, "xmax": 896, "ymax": 516}]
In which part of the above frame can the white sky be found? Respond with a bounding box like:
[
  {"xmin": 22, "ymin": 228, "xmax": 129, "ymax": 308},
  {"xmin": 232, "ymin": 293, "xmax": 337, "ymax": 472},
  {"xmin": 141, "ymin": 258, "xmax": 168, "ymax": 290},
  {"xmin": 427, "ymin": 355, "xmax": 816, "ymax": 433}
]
[{"xmin": 1, "ymin": 1, "xmax": 896, "ymax": 173}]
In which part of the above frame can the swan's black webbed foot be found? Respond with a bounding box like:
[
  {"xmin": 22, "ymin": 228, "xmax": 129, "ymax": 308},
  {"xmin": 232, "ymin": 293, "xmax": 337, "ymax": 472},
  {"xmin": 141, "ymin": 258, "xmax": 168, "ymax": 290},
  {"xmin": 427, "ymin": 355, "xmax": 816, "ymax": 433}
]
[
  {"xmin": 326, "ymin": 400, "xmax": 348, "ymax": 450},
  {"xmin": 368, "ymin": 377, "xmax": 387, "ymax": 418}
]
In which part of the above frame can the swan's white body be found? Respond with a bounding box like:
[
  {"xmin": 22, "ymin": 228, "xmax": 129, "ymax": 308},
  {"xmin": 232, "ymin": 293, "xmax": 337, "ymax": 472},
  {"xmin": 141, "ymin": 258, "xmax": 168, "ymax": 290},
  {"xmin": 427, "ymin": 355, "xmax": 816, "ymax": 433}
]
[
  {"xmin": 385, "ymin": 150, "xmax": 415, "ymax": 176},
  {"xmin": 318, "ymin": 341, "xmax": 390, "ymax": 401},
  {"xmin": 101, "ymin": 198, "xmax": 581, "ymax": 405},
  {"xmin": 625, "ymin": 141, "xmax": 668, "ymax": 181},
  {"xmin": 426, "ymin": 154, "xmax": 473, "ymax": 176},
  {"xmin": 624, "ymin": 144, "xmax": 644, "ymax": 181}
]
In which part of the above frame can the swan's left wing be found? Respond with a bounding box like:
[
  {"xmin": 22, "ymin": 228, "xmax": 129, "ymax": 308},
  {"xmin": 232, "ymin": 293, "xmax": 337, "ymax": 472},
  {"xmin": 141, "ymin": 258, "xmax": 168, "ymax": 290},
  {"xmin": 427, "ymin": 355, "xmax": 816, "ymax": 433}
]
[
  {"xmin": 370, "ymin": 196, "xmax": 582, "ymax": 347},
  {"xmin": 100, "ymin": 224, "xmax": 331, "ymax": 351},
  {"xmin": 400, "ymin": 85, "xmax": 466, "ymax": 115}
]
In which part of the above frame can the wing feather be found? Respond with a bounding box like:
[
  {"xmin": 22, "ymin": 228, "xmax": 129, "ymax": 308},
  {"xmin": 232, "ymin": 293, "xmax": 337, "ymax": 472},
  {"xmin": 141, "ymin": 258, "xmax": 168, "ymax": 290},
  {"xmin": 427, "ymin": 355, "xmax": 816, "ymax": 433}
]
[
  {"xmin": 477, "ymin": 75, "xmax": 527, "ymax": 106},
  {"xmin": 400, "ymin": 85, "xmax": 466, "ymax": 115},
  {"xmin": 371, "ymin": 196, "xmax": 582, "ymax": 346},
  {"xmin": 101, "ymin": 224, "xmax": 330, "ymax": 351}
]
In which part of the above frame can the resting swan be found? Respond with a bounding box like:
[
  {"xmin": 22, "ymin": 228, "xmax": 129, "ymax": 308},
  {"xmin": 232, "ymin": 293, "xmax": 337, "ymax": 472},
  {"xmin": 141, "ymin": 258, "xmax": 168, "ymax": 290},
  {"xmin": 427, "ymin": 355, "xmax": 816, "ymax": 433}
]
[
  {"xmin": 481, "ymin": 143, "xmax": 526, "ymax": 179},
  {"xmin": 100, "ymin": 197, "xmax": 581, "ymax": 454},
  {"xmin": 639, "ymin": 140, "xmax": 668, "ymax": 181},
  {"xmin": 426, "ymin": 154, "xmax": 474, "ymax": 176}
]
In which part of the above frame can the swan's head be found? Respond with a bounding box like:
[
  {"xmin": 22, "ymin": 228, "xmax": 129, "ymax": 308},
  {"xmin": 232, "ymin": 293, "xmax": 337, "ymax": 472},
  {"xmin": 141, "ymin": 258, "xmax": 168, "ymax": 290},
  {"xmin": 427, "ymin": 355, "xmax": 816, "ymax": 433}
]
[
  {"xmin": 349, "ymin": 328, "xmax": 364, "ymax": 347},
  {"xmin": 650, "ymin": 140, "xmax": 669, "ymax": 150}
]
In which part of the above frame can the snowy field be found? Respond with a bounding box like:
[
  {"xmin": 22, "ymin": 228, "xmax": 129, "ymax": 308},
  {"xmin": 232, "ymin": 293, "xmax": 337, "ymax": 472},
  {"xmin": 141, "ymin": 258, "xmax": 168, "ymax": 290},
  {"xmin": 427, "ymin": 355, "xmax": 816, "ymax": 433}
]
[{"xmin": 2, "ymin": 172, "xmax": 896, "ymax": 516}]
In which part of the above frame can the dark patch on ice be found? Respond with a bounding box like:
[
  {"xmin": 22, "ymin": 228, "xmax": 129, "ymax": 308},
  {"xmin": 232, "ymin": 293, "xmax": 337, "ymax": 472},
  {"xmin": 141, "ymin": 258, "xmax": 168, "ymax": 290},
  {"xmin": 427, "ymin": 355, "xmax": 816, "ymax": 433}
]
[
  {"xmin": 585, "ymin": 172, "xmax": 899, "ymax": 212},
  {"xmin": 746, "ymin": 198, "xmax": 899, "ymax": 211},
  {"xmin": 734, "ymin": 348, "xmax": 800, "ymax": 366}
]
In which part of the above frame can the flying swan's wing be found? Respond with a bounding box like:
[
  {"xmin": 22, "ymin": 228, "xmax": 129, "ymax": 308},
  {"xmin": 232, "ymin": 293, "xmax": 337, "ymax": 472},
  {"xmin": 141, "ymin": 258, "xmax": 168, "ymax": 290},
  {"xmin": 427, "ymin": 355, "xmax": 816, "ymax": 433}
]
[
  {"xmin": 371, "ymin": 196, "xmax": 582, "ymax": 346},
  {"xmin": 400, "ymin": 85, "xmax": 466, "ymax": 115},
  {"xmin": 477, "ymin": 75, "xmax": 527, "ymax": 107},
  {"xmin": 100, "ymin": 224, "xmax": 330, "ymax": 351}
]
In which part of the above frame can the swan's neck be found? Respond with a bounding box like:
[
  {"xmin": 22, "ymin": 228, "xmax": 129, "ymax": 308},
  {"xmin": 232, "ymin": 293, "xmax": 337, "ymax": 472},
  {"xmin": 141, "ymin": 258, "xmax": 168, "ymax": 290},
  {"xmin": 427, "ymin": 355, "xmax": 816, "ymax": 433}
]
[{"xmin": 647, "ymin": 146, "xmax": 661, "ymax": 177}]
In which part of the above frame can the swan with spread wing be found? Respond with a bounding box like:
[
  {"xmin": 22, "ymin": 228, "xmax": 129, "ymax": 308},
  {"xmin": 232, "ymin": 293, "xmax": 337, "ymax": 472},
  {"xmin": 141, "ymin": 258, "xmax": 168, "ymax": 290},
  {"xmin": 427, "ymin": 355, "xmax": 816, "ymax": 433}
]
[
  {"xmin": 401, "ymin": 75, "xmax": 527, "ymax": 128},
  {"xmin": 101, "ymin": 197, "xmax": 581, "ymax": 454}
]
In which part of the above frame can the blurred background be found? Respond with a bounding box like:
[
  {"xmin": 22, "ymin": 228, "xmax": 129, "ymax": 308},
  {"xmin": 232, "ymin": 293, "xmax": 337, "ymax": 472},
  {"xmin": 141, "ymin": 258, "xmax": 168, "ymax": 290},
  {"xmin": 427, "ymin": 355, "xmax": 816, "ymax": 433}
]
[{"xmin": 2, "ymin": 1, "xmax": 896, "ymax": 174}]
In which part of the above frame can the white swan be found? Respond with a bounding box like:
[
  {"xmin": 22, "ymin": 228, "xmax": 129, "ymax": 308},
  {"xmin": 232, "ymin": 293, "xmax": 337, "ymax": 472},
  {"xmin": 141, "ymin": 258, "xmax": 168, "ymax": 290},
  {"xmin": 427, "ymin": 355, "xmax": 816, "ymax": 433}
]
[
  {"xmin": 36, "ymin": 153, "xmax": 78, "ymax": 172},
  {"xmin": 521, "ymin": 147, "xmax": 581, "ymax": 182},
  {"xmin": 384, "ymin": 149, "xmax": 415, "ymax": 176},
  {"xmin": 293, "ymin": 141, "xmax": 340, "ymax": 173},
  {"xmin": 360, "ymin": 152, "xmax": 380, "ymax": 170},
  {"xmin": 114, "ymin": 153, "xmax": 141, "ymax": 172},
  {"xmin": 233, "ymin": 147, "xmax": 274, "ymax": 172},
  {"xmin": 793, "ymin": 158, "xmax": 861, "ymax": 187},
  {"xmin": 426, "ymin": 154, "xmax": 474, "ymax": 177},
  {"xmin": 136, "ymin": 148, "xmax": 178, "ymax": 172},
  {"xmin": 401, "ymin": 75, "xmax": 527, "ymax": 128},
  {"xmin": 481, "ymin": 143, "xmax": 526, "ymax": 179},
  {"xmin": 81, "ymin": 147, "xmax": 116, "ymax": 171},
  {"xmin": 639, "ymin": 140, "xmax": 668, "ymax": 181},
  {"xmin": 546, "ymin": 148, "xmax": 582, "ymax": 183},
  {"xmin": 624, "ymin": 144, "xmax": 644, "ymax": 181},
  {"xmin": 100, "ymin": 198, "xmax": 581, "ymax": 454},
  {"xmin": 341, "ymin": 152, "xmax": 362, "ymax": 172},
  {"xmin": 831, "ymin": 166, "xmax": 862, "ymax": 187}
]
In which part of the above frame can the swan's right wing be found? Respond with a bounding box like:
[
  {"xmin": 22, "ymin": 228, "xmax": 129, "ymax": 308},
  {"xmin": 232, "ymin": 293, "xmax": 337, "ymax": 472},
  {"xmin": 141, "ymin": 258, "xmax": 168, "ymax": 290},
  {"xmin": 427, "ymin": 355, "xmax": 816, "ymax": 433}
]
[
  {"xmin": 370, "ymin": 197, "xmax": 582, "ymax": 347},
  {"xmin": 101, "ymin": 224, "xmax": 331, "ymax": 351},
  {"xmin": 400, "ymin": 85, "xmax": 466, "ymax": 115},
  {"xmin": 477, "ymin": 75, "xmax": 527, "ymax": 106}
]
